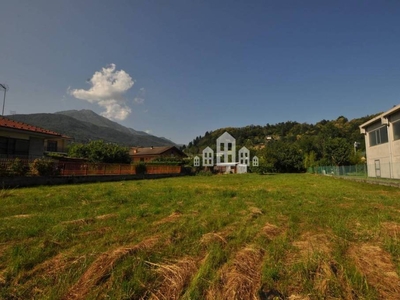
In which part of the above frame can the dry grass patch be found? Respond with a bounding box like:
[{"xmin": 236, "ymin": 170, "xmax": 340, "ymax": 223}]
[
  {"xmin": 95, "ymin": 213, "xmax": 118, "ymax": 220},
  {"xmin": 61, "ymin": 218, "xmax": 95, "ymax": 226},
  {"xmin": 64, "ymin": 236, "xmax": 159, "ymax": 300},
  {"xmin": 200, "ymin": 232, "xmax": 228, "ymax": 246},
  {"xmin": 348, "ymin": 243, "xmax": 400, "ymax": 299},
  {"xmin": 248, "ymin": 206, "xmax": 263, "ymax": 218},
  {"xmin": 381, "ymin": 222, "xmax": 400, "ymax": 238},
  {"xmin": 153, "ymin": 212, "xmax": 182, "ymax": 226},
  {"xmin": 261, "ymin": 223, "xmax": 282, "ymax": 240},
  {"xmin": 292, "ymin": 232, "xmax": 332, "ymax": 259},
  {"xmin": 148, "ymin": 257, "xmax": 199, "ymax": 300},
  {"xmin": 207, "ymin": 246, "xmax": 264, "ymax": 300}
]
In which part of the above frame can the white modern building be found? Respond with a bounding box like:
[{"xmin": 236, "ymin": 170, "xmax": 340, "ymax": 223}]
[
  {"xmin": 238, "ymin": 146, "xmax": 250, "ymax": 166},
  {"xmin": 216, "ymin": 132, "xmax": 236, "ymax": 164},
  {"xmin": 360, "ymin": 104, "xmax": 400, "ymax": 179},
  {"xmin": 202, "ymin": 147, "xmax": 214, "ymax": 167},
  {"xmin": 193, "ymin": 156, "xmax": 200, "ymax": 167}
]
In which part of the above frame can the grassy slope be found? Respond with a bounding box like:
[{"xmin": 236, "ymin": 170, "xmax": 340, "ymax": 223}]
[{"xmin": 1, "ymin": 174, "xmax": 400, "ymax": 299}]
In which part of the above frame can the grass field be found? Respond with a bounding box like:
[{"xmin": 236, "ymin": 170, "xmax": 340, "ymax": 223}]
[{"xmin": 1, "ymin": 174, "xmax": 400, "ymax": 299}]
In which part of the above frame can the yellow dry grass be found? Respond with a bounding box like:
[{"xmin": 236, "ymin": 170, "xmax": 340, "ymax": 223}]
[
  {"xmin": 148, "ymin": 257, "xmax": 198, "ymax": 300},
  {"xmin": 348, "ymin": 243, "xmax": 400, "ymax": 299},
  {"xmin": 207, "ymin": 246, "xmax": 264, "ymax": 300},
  {"xmin": 64, "ymin": 236, "xmax": 159, "ymax": 300}
]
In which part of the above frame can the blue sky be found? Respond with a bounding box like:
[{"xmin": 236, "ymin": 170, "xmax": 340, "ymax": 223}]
[{"xmin": 1, "ymin": 0, "xmax": 400, "ymax": 144}]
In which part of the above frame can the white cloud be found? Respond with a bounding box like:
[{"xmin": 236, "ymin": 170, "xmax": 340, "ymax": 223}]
[
  {"xmin": 145, "ymin": 129, "xmax": 152, "ymax": 134},
  {"xmin": 69, "ymin": 64, "xmax": 134, "ymax": 120}
]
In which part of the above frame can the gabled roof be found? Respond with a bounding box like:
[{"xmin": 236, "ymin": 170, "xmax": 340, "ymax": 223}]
[
  {"xmin": 130, "ymin": 146, "xmax": 187, "ymax": 157},
  {"xmin": 0, "ymin": 116, "xmax": 70, "ymax": 138},
  {"xmin": 216, "ymin": 132, "xmax": 235, "ymax": 142}
]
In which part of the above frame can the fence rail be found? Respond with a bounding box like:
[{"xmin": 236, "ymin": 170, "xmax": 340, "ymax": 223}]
[{"xmin": 0, "ymin": 158, "xmax": 182, "ymax": 177}]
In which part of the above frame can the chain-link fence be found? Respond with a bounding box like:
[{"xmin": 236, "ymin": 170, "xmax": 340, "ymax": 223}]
[
  {"xmin": 307, "ymin": 164, "xmax": 368, "ymax": 177},
  {"xmin": 308, "ymin": 162, "xmax": 400, "ymax": 180}
]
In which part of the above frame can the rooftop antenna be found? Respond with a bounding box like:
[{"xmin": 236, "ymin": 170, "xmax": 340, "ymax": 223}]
[{"xmin": 0, "ymin": 83, "xmax": 9, "ymax": 116}]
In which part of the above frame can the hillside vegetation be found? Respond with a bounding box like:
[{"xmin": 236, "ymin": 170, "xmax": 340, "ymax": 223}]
[
  {"xmin": 184, "ymin": 115, "xmax": 378, "ymax": 171},
  {"xmin": 7, "ymin": 110, "xmax": 175, "ymax": 147},
  {"xmin": 1, "ymin": 174, "xmax": 400, "ymax": 299}
]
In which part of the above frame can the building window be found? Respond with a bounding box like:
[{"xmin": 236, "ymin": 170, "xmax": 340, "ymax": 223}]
[
  {"xmin": 0, "ymin": 137, "xmax": 29, "ymax": 157},
  {"xmin": 220, "ymin": 143, "xmax": 224, "ymax": 151},
  {"xmin": 369, "ymin": 126, "xmax": 388, "ymax": 146},
  {"xmin": 47, "ymin": 140, "xmax": 58, "ymax": 152},
  {"xmin": 393, "ymin": 121, "xmax": 400, "ymax": 141}
]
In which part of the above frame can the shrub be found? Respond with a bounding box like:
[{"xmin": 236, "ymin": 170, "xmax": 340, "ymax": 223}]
[
  {"xmin": 196, "ymin": 169, "xmax": 213, "ymax": 176},
  {"xmin": 30, "ymin": 159, "xmax": 58, "ymax": 176},
  {"xmin": 9, "ymin": 158, "xmax": 29, "ymax": 176},
  {"xmin": 135, "ymin": 163, "xmax": 147, "ymax": 175}
]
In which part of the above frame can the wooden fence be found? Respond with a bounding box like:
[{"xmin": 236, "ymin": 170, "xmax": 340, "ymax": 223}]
[
  {"xmin": 0, "ymin": 158, "xmax": 182, "ymax": 176},
  {"xmin": 58, "ymin": 162, "xmax": 181, "ymax": 176}
]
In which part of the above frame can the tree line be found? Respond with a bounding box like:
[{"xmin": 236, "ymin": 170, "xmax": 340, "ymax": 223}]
[{"xmin": 183, "ymin": 114, "xmax": 378, "ymax": 173}]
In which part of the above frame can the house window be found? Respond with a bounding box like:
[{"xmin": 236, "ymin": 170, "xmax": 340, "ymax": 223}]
[
  {"xmin": 0, "ymin": 137, "xmax": 29, "ymax": 157},
  {"xmin": 393, "ymin": 121, "xmax": 400, "ymax": 141},
  {"xmin": 220, "ymin": 143, "xmax": 224, "ymax": 151},
  {"xmin": 228, "ymin": 143, "xmax": 232, "ymax": 151},
  {"xmin": 47, "ymin": 141, "xmax": 58, "ymax": 152},
  {"xmin": 369, "ymin": 126, "xmax": 388, "ymax": 146}
]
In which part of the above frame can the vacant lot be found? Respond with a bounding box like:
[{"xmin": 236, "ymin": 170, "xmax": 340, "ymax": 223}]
[{"xmin": 1, "ymin": 174, "xmax": 400, "ymax": 299}]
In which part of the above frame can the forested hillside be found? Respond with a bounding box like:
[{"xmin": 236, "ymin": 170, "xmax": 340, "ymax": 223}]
[{"xmin": 184, "ymin": 115, "xmax": 378, "ymax": 172}]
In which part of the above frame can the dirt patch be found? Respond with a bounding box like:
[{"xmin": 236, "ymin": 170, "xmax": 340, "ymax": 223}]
[
  {"xmin": 381, "ymin": 222, "xmax": 400, "ymax": 238},
  {"xmin": 153, "ymin": 212, "xmax": 182, "ymax": 226},
  {"xmin": 64, "ymin": 236, "xmax": 159, "ymax": 300},
  {"xmin": 149, "ymin": 257, "xmax": 198, "ymax": 300},
  {"xmin": 348, "ymin": 243, "xmax": 400, "ymax": 299},
  {"xmin": 261, "ymin": 223, "xmax": 282, "ymax": 239},
  {"xmin": 207, "ymin": 246, "xmax": 264, "ymax": 299}
]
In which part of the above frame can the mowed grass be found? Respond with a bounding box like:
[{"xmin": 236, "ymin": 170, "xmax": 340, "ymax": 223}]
[{"xmin": 1, "ymin": 174, "xmax": 400, "ymax": 299}]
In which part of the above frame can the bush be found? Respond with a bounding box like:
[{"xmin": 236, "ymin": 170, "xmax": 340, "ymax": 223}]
[
  {"xmin": 196, "ymin": 169, "xmax": 213, "ymax": 176},
  {"xmin": 30, "ymin": 159, "xmax": 58, "ymax": 176},
  {"xmin": 135, "ymin": 163, "xmax": 147, "ymax": 175},
  {"xmin": 9, "ymin": 158, "xmax": 29, "ymax": 176}
]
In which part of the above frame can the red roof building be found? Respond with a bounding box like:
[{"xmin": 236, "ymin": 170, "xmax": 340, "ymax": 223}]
[
  {"xmin": 129, "ymin": 146, "xmax": 187, "ymax": 163},
  {"xmin": 0, "ymin": 117, "xmax": 71, "ymax": 159}
]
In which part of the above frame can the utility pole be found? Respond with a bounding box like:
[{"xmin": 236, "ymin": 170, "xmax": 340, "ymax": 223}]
[{"xmin": 0, "ymin": 83, "xmax": 9, "ymax": 116}]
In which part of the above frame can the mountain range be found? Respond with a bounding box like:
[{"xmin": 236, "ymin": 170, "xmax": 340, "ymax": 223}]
[{"xmin": 7, "ymin": 110, "xmax": 176, "ymax": 147}]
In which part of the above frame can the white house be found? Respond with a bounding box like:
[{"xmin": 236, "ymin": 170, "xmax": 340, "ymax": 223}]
[
  {"xmin": 360, "ymin": 104, "xmax": 400, "ymax": 179},
  {"xmin": 202, "ymin": 147, "xmax": 214, "ymax": 167},
  {"xmin": 193, "ymin": 156, "xmax": 200, "ymax": 167},
  {"xmin": 252, "ymin": 156, "xmax": 259, "ymax": 167},
  {"xmin": 216, "ymin": 132, "xmax": 236, "ymax": 165},
  {"xmin": 238, "ymin": 146, "xmax": 250, "ymax": 166}
]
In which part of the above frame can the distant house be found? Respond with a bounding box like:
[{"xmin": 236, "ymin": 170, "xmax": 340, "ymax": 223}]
[
  {"xmin": 129, "ymin": 146, "xmax": 187, "ymax": 163},
  {"xmin": 0, "ymin": 116, "xmax": 71, "ymax": 159},
  {"xmin": 202, "ymin": 146, "xmax": 214, "ymax": 167},
  {"xmin": 360, "ymin": 104, "xmax": 400, "ymax": 179},
  {"xmin": 216, "ymin": 132, "xmax": 236, "ymax": 164},
  {"xmin": 238, "ymin": 146, "xmax": 250, "ymax": 166}
]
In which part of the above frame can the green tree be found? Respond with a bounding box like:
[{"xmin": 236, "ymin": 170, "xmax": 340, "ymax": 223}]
[
  {"xmin": 324, "ymin": 138, "xmax": 352, "ymax": 166},
  {"xmin": 68, "ymin": 140, "xmax": 130, "ymax": 163}
]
